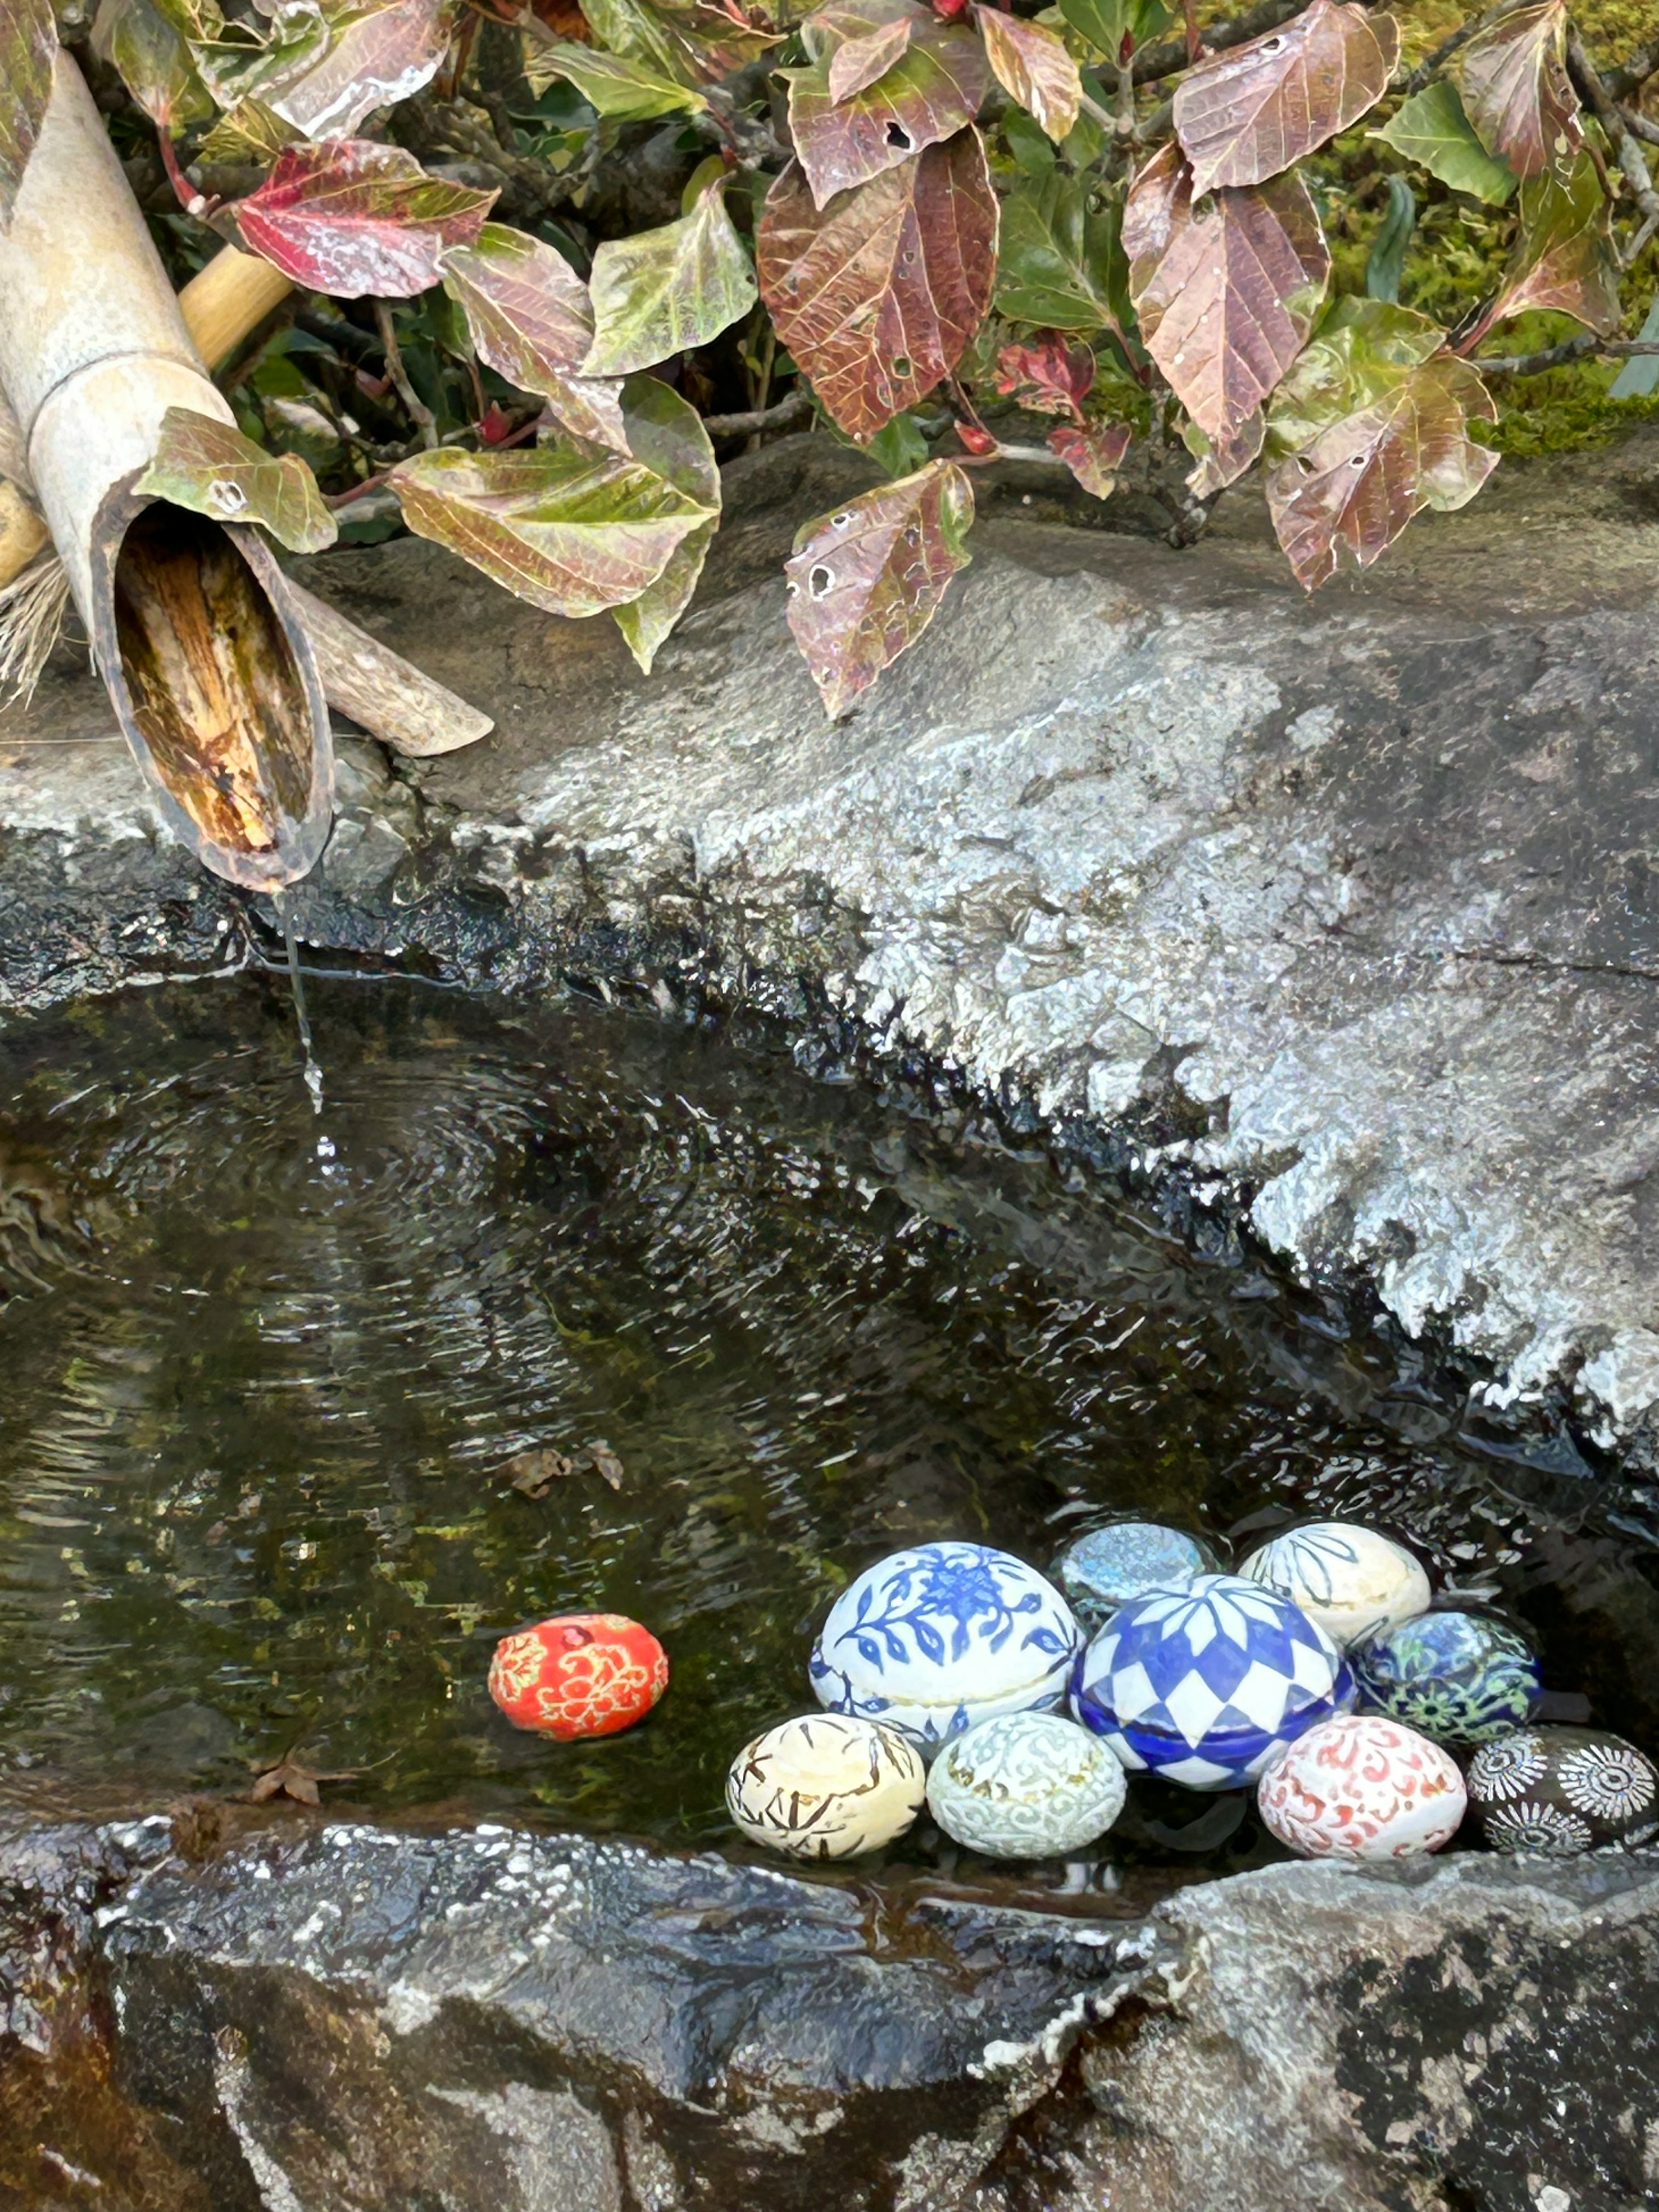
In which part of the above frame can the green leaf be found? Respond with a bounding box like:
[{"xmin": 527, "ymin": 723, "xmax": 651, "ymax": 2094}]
[
  {"xmin": 191, "ymin": 11, "xmax": 332, "ymax": 112},
  {"xmin": 109, "ymin": 0, "xmax": 215, "ymax": 131},
  {"xmin": 134, "ymin": 407, "xmax": 338, "ymax": 554},
  {"xmin": 391, "ymin": 432, "xmax": 717, "ymax": 620},
  {"xmin": 785, "ymin": 458, "xmax": 973, "ymax": 717},
  {"xmin": 441, "ymin": 222, "xmax": 628, "ymax": 452},
  {"xmin": 1487, "ymin": 153, "xmax": 1620, "ymax": 337},
  {"xmin": 1372, "ymin": 82, "xmax": 1517, "ymax": 205},
  {"xmin": 526, "ymin": 40, "xmax": 707, "ymax": 118},
  {"xmin": 582, "ymin": 175, "xmax": 758, "ymax": 377},
  {"xmin": 862, "ymin": 411, "xmax": 931, "ymax": 477},
  {"xmin": 995, "ymin": 172, "xmax": 1127, "ymax": 332},
  {"xmin": 1057, "ymin": 0, "xmax": 1171, "ymax": 59},
  {"xmin": 1264, "ymin": 296, "xmax": 1445, "ymax": 460},
  {"xmin": 609, "ymin": 375, "xmax": 720, "ymax": 672},
  {"xmin": 1365, "ymin": 175, "xmax": 1415, "ymax": 304},
  {"xmin": 149, "ymin": 0, "xmax": 224, "ymax": 38},
  {"xmin": 0, "ymin": 0, "xmax": 55, "ymax": 222},
  {"xmin": 1002, "ymin": 107, "xmax": 1056, "ymax": 176},
  {"xmin": 198, "ymin": 96, "xmax": 295, "ymax": 161}
]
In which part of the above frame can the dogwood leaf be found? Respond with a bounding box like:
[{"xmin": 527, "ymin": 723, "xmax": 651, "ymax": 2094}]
[
  {"xmin": 996, "ymin": 332, "xmax": 1094, "ymax": 415},
  {"xmin": 264, "ymin": 0, "xmax": 459, "ymax": 140},
  {"xmin": 1124, "ymin": 142, "xmax": 1328, "ymax": 445},
  {"xmin": 1457, "ymin": 0, "xmax": 1580, "ymax": 180},
  {"xmin": 979, "ymin": 12, "xmax": 1080, "ymax": 144},
  {"xmin": 1047, "ymin": 418, "xmax": 1130, "ymax": 497},
  {"xmin": 757, "ymin": 131, "xmax": 997, "ymax": 441},
  {"xmin": 1485, "ymin": 154, "xmax": 1619, "ymax": 334},
  {"xmin": 527, "ymin": 40, "xmax": 707, "ymax": 117},
  {"xmin": 1173, "ymin": 0, "xmax": 1400, "ymax": 195},
  {"xmin": 1058, "ymin": 0, "xmax": 1172, "ymax": 60},
  {"xmin": 199, "ymin": 97, "xmax": 295, "ymax": 161},
  {"xmin": 784, "ymin": 0, "xmax": 989, "ymax": 207},
  {"xmin": 1371, "ymin": 81, "xmax": 1517, "ymax": 204},
  {"xmin": 441, "ymin": 224, "xmax": 627, "ymax": 453},
  {"xmin": 995, "ymin": 171, "xmax": 1128, "ymax": 331},
  {"xmin": 608, "ymin": 376, "xmax": 720, "ymax": 671},
  {"xmin": 109, "ymin": 0, "xmax": 215, "ymax": 131},
  {"xmin": 583, "ymin": 175, "xmax": 757, "ymax": 376},
  {"xmin": 391, "ymin": 433, "xmax": 716, "ymax": 618},
  {"xmin": 1183, "ymin": 410, "xmax": 1265, "ymax": 494},
  {"xmin": 134, "ymin": 407, "xmax": 338, "ymax": 553},
  {"xmin": 785, "ymin": 459, "xmax": 973, "ymax": 716},
  {"xmin": 828, "ymin": 12, "xmax": 912, "ymax": 101},
  {"xmin": 220, "ymin": 138, "xmax": 495, "ymax": 296},
  {"xmin": 0, "ymin": 0, "xmax": 54, "ymax": 224}
]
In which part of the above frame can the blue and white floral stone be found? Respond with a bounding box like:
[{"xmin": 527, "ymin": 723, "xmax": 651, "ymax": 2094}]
[
  {"xmin": 926, "ymin": 1711, "xmax": 1127, "ymax": 1858},
  {"xmin": 1071, "ymin": 1573, "xmax": 1353, "ymax": 1790},
  {"xmin": 810, "ymin": 1542, "xmax": 1082, "ymax": 1754},
  {"xmin": 1239, "ymin": 1522, "xmax": 1431, "ymax": 1649},
  {"xmin": 1349, "ymin": 1609, "xmax": 1542, "ymax": 1746},
  {"xmin": 1052, "ymin": 1522, "xmax": 1220, "ymax": 1634}
]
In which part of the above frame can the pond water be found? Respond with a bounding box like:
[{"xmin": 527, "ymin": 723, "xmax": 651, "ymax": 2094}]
[{"xmin": 0, "ymin": 975, "xmax": 1656, "ymax": 1901}]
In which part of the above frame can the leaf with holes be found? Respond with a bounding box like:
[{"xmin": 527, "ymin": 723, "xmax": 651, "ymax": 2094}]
[
  {"xmin": 1485, "ymin": 153, "xmax": 1618, "ymax": 335},
  {"xmin": 995, "ymin": 332, "xmax": 1094, "ymax": 416},
  {"xmin": 583, "ymin": 175, "xmax": 757, "ymax": 377},
  {"xmin": 219, "ymin": 139, "xmax": 495, "ymax": 297},
  {"xmin": 442, "ymin": 224, "xmax": 627, "ymax": 453},
  {"xmin": 758, "ymin": 132, "xmax": 997, "ymax": 442},
  {"xmin": 1173, "ymin": 0, "xmax": 1399, "ymax": 196},
  {"xmin": 1456, "ymin": 0, "xmax": 1579, "ymax": 180},
  {"xmin": 390, "ymin": 434, "xmax": 716, "ymax": 619},
  {"xmin": 109, "ymin": 0, "xmax": 215, "ymax": 132},
  {"xmin": 995, "ymin": 171, "xmax": 1128, "ymax": 332},
  {"xmin": 979, "ymin": 12, "xmax": 1080, "ymax": 143},
  {"xmin": 1047, "ymin": 419, "xmax": 1129, "ymax": 497},
  {"xmin": 783, "ymin": 0, "xmax": 989, "ymax": 207},
  {"xmin": 1124, "ymin": 141, "xmax": 1328, "ymax": 447},
  {"xmin": 1263, "ymin": 297, "xmax": 1495, "ymax": 590},
  {"xmin": 527, "ymin": 39, "xmax": 707, "ymax": 116},
  {"xmin": 134, "ymin": 408, "xmax": 338, "ymax": 553},
  {"xmin": 0, "ymin": 0, "xmax": 54, "ymax": 224},
  {"xmin": 263, "ymin": 0, "xmax": 460, "ymax": 140},
  {"xmin": 785, "ymin": 459, "xmax": 973, "ymax": 716},
  {"xmin": 608, "ymin": 375, "xmax": 720, "ymax": 671},
  {"xmin": 1371, "ymin": 80, "xmax": 1516, "ymax": 204}
]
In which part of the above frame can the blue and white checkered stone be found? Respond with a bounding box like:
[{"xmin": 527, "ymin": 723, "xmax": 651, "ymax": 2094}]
[
  {"xmin": 1071, "ymin": 1573, "xmax": 1354, "ymax": 1790},
  {"xmin": 810, "ymin": 1542, "xmax": 1083, "ymax": 1755}
]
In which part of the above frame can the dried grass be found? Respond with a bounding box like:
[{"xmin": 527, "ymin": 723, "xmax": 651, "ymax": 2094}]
[{"xmin": 0, "ymin": 550, "xmax": 73, "ymax": 707}]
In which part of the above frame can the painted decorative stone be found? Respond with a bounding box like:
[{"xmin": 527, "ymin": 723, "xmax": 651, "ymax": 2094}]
[
  {"xmin": 1072, "ymin": 1573, "xmax": 1353, "ymax": 1791},
  {"xmin": 1052, "ymin": 1522, "xmax": 1220, "ymax": 1634},
  {"xmin": 1350, "ymin": 1609, "xmax": 1542, "ymax": 1746},
  {"xmin": 926, "ymin": 1711, "xmax": 1127, "ymax": 1858},
  {"xmin": 810, "ymin": 1542, "xmax": 1082, "ymax": 1754},
  {"xmin": 488, "ymin": 1613, "xmax": 668, "ymax": 1740},
  {"xmin": 1258, "ymin": 1713, "xmax": 1465, "ymax": 1861},
  {"xmin": 726, "ymin": 1713, "xmax": 926, "ymax": 1859},
  {"xmin": 1239, "ymin": 1521, "xmax": 1431, "ymax": 1649},
  {"xmin": 1467, "ymin": 1725, "xmax": 1659, "ymax": 1856}
]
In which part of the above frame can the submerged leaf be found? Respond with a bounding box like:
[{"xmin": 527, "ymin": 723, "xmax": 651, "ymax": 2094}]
[
  {"xmin": 527, "ymin": 40, "xmax": 707, "ymax": 117},
  {"xmin": 0, "ymin": 0, "xmax": 54, "ymax": 224},
  {"xmin": 1371, "ymin": 80, "xmax": 1517, "ymax": 205},
  {"xmin": 995, "ymin": 171, "xmax": 1128, "ymax": 332},
  {"xmin": 1264, "ymin": 297, "xmax": 1496, "ymax": 590},
  {"xmin": 1124, "ymin": 142, "xmax": 1328, "ymax": 447},
  {"xmin": 979, "ymin": 12, "xmax": 1080, "ymax": 144},
  {"xmin": 391, "ymin": 432, "xmax": 716, "ymax": 619},
  {"xmin": 608, "ymin": 375, "xmax": 720, "ymax": 671},
  {"xmin": 244, "ymin": 1751, "xmax": 357, "ymax": 1805},
  {"xmin": 109, "ymin": 0, "xmax": 215, "ymax": 131},
  {"xmin": 135, "ymin": 408, "xmax": 338, "ymax": 554},
  {"xmin": 785, "ymin": 459, "xmax": 973, "ymax": 716},
  {"xmin": 784, "ymin": 0, "xmax": 989, "ymax": 207},
  {"xmin": 1486, "ymin": 154, "xmax": 1619, "ymax": 336},
  {"xmin": 1046, "ymin": 418, "xmax": 1129, "ymax": 497},
  {"xmin": 1456, "ymin": 0, "xmax": 1580, "ymax": 180},
  {"xmin": 757, "ymin": 132, "xmax": 997, "ymax": 442},
  {"xmin": 442, "ymin": 223, "xmax": 627, "ymax": 452},
  {"xmin": 222, "ymin": 138, "xmax": 496, "ymax": 297},
  {"xmin": 1173, "ymin": 0, "xmax": 1399, "ymax": 196},
  {"xmin": 265, "ymin": 0, "xmax": 459, "ymax": 140},
  {"xmin": 583, "ymin": 176, "xmax": 757, "ymax": 377}
]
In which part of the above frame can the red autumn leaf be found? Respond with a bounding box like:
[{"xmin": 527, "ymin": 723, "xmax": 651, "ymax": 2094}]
[
  {"xmin": 1123, "ymin": 141, "xmax": 1328, "ymax": 448},
  {"xmin": 785, "ymin": 0, "xmax": 989, "ymax": 206},
  {"xmin": 1456, "ymin": 0, "xmax": 1580, "ymax": 181},
  {"xmin": 1047, "ymin": 418, "xmax": 1130, "ymax": 496},
  {"xmin": 978, "ymin": 10, "xmax": 1082, "ymax": 144},
  {"xmin": 1172, "ymin": 0, "xmax": 1400, "ymax": 196},
  {"xmin": 267, "ymin": 0, "xmax": 460, "ymax": 139},
  {"xmin": 827, "ymin": 12, "xmax": 913, "ymax": 101},
  {"xmin": 442, "ymin": 222, "xmax": 628, "ymax": 452},
  {"xmin": 955, "ymin": 420, "xmax": 998, "ymax": 453},
  {"xmin": 785, "ymin": 458, "xmax": 973, "ymax": 715},
  {"xmin": 0, "ymin": 0, "xmax": 55, "ymax": 224},
  {"xmin": 1484, "ymin": 155, "xmax": 1618, "ymax": 335},
  {"xmin": 221, "ymin": 139, "xmax": 496, "ymax": 299},
  {"xmin": 757, "ymin": 131, "xmax": 997, "ymax": 442},
  {"xmin": 995, "ymin": 332, "xmax": 1094, "ymax": 417}
]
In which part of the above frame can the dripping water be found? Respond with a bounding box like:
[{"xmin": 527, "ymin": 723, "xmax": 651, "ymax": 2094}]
[{"xmin": 272, "ymin": 888, "xmax": 325, "ymax": 1116}]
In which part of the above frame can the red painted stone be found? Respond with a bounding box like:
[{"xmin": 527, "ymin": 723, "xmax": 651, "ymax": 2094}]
[{"xmin": 488, "ymin": 1613, "xmax": 669, "ymax": 1740}]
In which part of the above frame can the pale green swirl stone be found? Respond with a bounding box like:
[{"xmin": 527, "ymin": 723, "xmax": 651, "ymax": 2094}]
[{"xmin": 926, "ymin": 1710, "xmax": 1127, "ymax": 1859}]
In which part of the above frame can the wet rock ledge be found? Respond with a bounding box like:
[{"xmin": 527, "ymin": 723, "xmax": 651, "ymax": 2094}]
[
  {"xmin": 6, "ymin": 432, "xmax": 1659, "ymax": 1459},
  {"xmin": 3, "ymin": 1812, "xmax": 1656, "ymax": 2211}
]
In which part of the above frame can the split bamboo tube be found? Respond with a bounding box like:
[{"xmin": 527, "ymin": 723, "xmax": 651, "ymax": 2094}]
[{"xmin": 0, "ymin": 54, "xmax": 331, "ymax": 889}]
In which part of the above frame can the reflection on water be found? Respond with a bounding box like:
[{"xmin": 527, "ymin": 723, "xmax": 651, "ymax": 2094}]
[{"xmin": 0, "ymin": 976, "xmax": 1654, "ymax": 1885}]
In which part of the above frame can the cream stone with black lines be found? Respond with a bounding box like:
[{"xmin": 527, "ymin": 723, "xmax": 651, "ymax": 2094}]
[{"xmin": 726, "ymin": 1713, "xmax": 926, "ymax": 1859}]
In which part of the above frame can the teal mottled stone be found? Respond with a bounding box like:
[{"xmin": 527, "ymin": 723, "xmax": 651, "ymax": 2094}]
[{"xmin": 1052, "ymin": 1522, "xmax": 1220, "ymax": 1634}]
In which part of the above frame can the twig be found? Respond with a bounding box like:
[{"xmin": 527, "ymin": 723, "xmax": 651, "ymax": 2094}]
[
  {"xmin": 156, "ymin": 128, "xmax": 219, "ymax": 221},
  {"xmin": 701, "ymin": 387, "xmax": 814, "ymax": 438},
  {"xmin": 1131, "ymin": 0, "xmax": 1302, "ymax": 85},
  {"xmin": 1606, "ymin": 38, "xmax": 1659, "ymax": 102},
  {"xmin": 372, "ymin": 300, "xmax": 439, "ymax": 450},
  {"xmin": 1567, "ymin": 27, "xmax": 1659, "ymax": 263},
  {"xmin": 1474, "ymin": 336, "xmax": 1659, "ymax": 375},
  {"xmin": 1621, "ymin": 104, "xmax": 1659, "ymax": 151},
  {"xmin": 1402, "ymin": 1, "xmax": 1512, "ymax": 96}
]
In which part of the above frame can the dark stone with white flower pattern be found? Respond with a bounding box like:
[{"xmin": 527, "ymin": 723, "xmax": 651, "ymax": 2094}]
[
  {"xmin": 1467, "ymin": 1725, "xmax": 1659, "ymax": 1856},
  {"xmin": 1349, "ymin": 1609, "xmax": 1542, "ymax": 1747}
]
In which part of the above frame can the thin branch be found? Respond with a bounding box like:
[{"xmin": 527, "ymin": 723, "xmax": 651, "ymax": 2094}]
[
  {"xmin": 701, "ymin": 387, "xmax": 814, "ymax": 438},
  {"xmin": 1131, "ymin": 0, "xmax": 1315, "ymax": 86},
  {"xmin": 1474, "ymin": 335, "xmax": 1659, "ymax": 375},
  {"xmin": 1567, "ymin": 26, "xmax": 1659, "ymax": 261},
  {"xmin": 1621, "ymin": 104, "xmax": 1659, "ymax": 150},
  {"xmin": 1402, "ymin": 1, "xmax": 1512, "ymax": 96},
  {"xmin": 1605, "ymin": 38, "xmax": 1659, "ymax": 103},
  {"xmin": 372, "ymin": 300, "xmax": 439, "ymax": 450}
]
